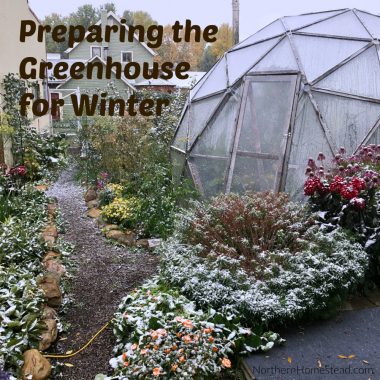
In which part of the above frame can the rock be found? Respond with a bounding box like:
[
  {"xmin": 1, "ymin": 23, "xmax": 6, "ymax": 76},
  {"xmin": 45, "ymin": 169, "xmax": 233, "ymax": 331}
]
[
  {"xmin": 87, "ymin": 200, "xmax": 99, "ymax": 209},
  {"xmin": 84, "ymin": 188, "xmax": 97, "ymax": 202},
  {"xmin": 102, "ymin": 224, "xmax": 119, "ymax": 234},
  {"xmin": 88, "ymin": 208, "xmax": 101, "ymax": 219},
  {"xmin": 42, "ymin": 306, "xmax": 57, "ymax": 320},
  {"xmin": 136, "ymin": 239, "xmax": 150, "ymax": 249},
  {"xmin": 42, "ymin": 225, "xmax": 58, "ymax": 238},
  {"xmin": 42, "ymin": 235, "xmax": 56, "ymax": 249},
  {"xmin": 106, "ymin": 230, "xmax": 136, "ymax": 246},
  {"xmin": 35, "ymin": 185, "xmax": 48, "ymax": 192},
  {"xmin": 148, "ymin": 239, "xmax": 162, "ymax": 248},
  {"xmin": 21, "ymin": 349, "xmax": 52, "ymax": 380},
  {"xmin": 47, "ymin": 203, "xmax": 57, "ymax": 216},
  {"xmin": 39, "ymin": 319, "xmax": 58, "ymax": 351},
  {"xmin": 42, "ymin": 251, "xmax": 61, "ymax": 263},
  {"xmin": 38, "ymin": 274, "xmax": 62, "ymax": 308},
  {"xmin": 44, "ymin": 259, "xmax": 65, "ymax": 276}
]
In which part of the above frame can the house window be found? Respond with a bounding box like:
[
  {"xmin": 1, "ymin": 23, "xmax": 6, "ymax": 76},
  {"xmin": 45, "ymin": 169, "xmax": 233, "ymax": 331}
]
[
  {"xmin": 103, "ymin": 47, "xmax": 109, "ymax": 60},
  {"xmin": 121, "ymin": 51, "xmax": 133, "ymax": 63},
  {"xmin": 91, "ymin": 46, "xmax": 102, "ymax": 58}
]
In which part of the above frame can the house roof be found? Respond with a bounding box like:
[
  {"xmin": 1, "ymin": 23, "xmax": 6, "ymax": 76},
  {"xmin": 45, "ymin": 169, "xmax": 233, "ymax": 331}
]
[
  {"xmin": 55, "ymin": 55, "xmax": 136, "ymax": 92},
  {"xmin": 64, "ymin": 11, "xmax": 157, "ymax": 57},
  {"xmin": 169, "ymin": 72, "xmax": 206, "ymax": 89}
]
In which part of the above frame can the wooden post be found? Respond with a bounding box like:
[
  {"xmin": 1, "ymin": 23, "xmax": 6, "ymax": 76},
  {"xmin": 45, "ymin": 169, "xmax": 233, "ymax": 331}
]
[{"xmin": 232, "ymin": 0, "xmax": 240, "ymax": 45}]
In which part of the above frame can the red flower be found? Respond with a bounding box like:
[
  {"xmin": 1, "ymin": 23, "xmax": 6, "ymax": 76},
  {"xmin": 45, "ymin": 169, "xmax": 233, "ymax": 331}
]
[
  {"xmin": 329, "ymin": 176, "xmax": 345, "ymax": 193},
  {"xmin": 304, "ymin": 177, "xmax": 326, "ymax": 196},
  {"xmin": 350, "ymin": 197, "xmax": 366, "ymax": 210},
  {"xmin": 351, "ymin": 177, "xmax": 366, "ymax": 192},
  {"xmin": 340, "ymin": 185, "xmax": 359, "ymax": 200}
]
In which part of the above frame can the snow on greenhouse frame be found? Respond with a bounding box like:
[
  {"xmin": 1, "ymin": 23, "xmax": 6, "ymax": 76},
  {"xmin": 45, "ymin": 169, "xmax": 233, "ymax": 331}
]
[{"xmin": 171, "ymin": 8, "xmax": 380, "ymax": 199}]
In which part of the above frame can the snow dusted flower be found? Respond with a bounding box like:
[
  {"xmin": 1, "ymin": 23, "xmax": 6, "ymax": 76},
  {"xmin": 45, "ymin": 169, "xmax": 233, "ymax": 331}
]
[{"xmin": 350, "ymin": 197, "xmax": 366, "ymax": 210}]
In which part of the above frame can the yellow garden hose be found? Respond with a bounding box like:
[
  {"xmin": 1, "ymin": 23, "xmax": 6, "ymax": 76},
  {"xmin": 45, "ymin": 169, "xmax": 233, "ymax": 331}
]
[{"xmin": 43, "ymin": 319, "xmax": 114, "ymax": 359}]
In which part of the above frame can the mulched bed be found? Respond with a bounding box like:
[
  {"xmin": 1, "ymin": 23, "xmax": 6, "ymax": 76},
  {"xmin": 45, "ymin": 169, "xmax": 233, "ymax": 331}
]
[{"xmin": 47, "ymin": 168, "xmax": 159, "ymax": 379}]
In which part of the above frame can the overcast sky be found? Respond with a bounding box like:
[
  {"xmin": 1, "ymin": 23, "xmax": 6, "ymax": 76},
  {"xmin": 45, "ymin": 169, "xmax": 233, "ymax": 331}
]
[{"xmin": 29, "ymin": 0, "xmax": 380, "ymax": 40}]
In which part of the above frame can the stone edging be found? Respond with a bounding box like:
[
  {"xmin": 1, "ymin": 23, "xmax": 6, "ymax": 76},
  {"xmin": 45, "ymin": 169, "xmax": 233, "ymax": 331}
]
[{"xmin": 21, "ymin": 196, "xmax": 66, "ymax": 380}]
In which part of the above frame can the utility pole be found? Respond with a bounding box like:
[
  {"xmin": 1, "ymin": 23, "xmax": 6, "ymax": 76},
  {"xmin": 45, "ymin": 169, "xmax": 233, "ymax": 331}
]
[{"xmin": 232, "ymin": 0, "xmax": 240, "ymax": 45}]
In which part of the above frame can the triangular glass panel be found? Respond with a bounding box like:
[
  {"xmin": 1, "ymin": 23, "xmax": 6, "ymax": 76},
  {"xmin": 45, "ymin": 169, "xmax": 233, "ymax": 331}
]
[
  {"xmin": 193, "ymin": 55, "xmax": 227, "ymax": 100},
  {"xmin": 283, "ymin": 10, "xmax": 347, "ymax": 31},
  {"xmin": 356, "ymin": 10, "xmax": 380, "ymax": 39},
  {"xmin": 292, "ymin": 35, "xmax": 367, "ymax": 83},
  {"xmin": 299, "ymin": 11, "xmax": 371, "ymax": 39},
  {"xmin": 250, "ymin": 36, "xmax": 299, "ymax": 72},
  {"xmin": 188, "ymin": 156, "xmax": 228, "ymax": 197},
  {"xmin": 367, "ymin": 125, "xmax": 380, "ymax": 145},
  {"xmin": 188, "ymin": 94, "xmax": 224, "ymax": 147},
  {"xmin": 227, "ymin": 37, "xmax": 281, "ymax": 85},
  {"xmin": 192, "ymin": 91, "xmax": 240, "ymax": 156},
  {"xmin": 316, "ymin": 46, "xmax": 380, "ymax": 99},
  {"xmin": 285, "ymin": 94, "xmax": 332, "ymax": 199},
  {"xmin": 313, "ymin": 91, "xmax": 380, "ymax": 152},
  {"xmin": 171, "ymin": 150, "xmax": 186, "ymax": 183},
  {"xmin": 232, "ymin": 20, "xmax": 285, "ymax": 50},
  {"xmin": 172, "ymin": 108, "xmax": 189, "ymax": 151}
]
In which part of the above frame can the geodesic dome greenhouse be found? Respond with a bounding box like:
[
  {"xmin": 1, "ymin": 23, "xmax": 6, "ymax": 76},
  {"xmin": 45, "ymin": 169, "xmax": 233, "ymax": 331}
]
[{"xmin": 171, "ymin": 9, "xmax": 380, "ymax": 199}]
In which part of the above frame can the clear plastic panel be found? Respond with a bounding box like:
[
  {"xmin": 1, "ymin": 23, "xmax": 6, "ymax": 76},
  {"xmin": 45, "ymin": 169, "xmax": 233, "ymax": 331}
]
[
  {"xmin": 313, "ymin": 91, "xmax": 380, "ymax": 153},
  {"xmin": 292, "ymin": 35, "xmax": 367, "ymax": 83},
  {"xmin": 356, "ymin": 11, "xmax": 380, "ymax": 39},
  {"xmin": 238, "ymin": 78, "xmax": 296, "ymax": 154},
  {"xmin": 189, "ymin": 156, "xmax": 228, "ymax": 197},
  {"xmin": 188, "ymin": 94, "xmax": 224, "ymax": 148},
  {"xmin": 316, "ymin": 46, "xmax": 380, "ymax": 99},
  {"xmin": 227, "ymin": 38, "xmax": 281, "ymax": 85},
  {"xmin": 233, "ymin": 20, "xmax": 285, "ymax": 50},
  {"xmin": 285, "ymin": 94, "xmax": 332, "ymax": 199},
  {"xmin": 367, "ymin": 125, "xmax": 380, "ymax": 145},
  {"xmin": 250, "ymin": 37, "xmax": 299, "ymax": 72},
  {"xmin": 299, "ymin": 11, "xmax": 371, "ymax": 39},
  {"xmin": 192, "ymin": 90, "xmax": 240, "ymax": 156},
  {"xmin": 173, "ymin": 108, "xmax": 189, "ymax": 151},
  {"xmin": 171, "ymin": 150, "xmax": 186, "ymax": 183},
  {"xmin": 193, "ymin": 55, "xmax": 228, "ymax": 100},
  {"xmin": 231, "ymin": 156, "xmax": 279, "ymax": 193},
  {"xmin": 190, "ymin": 69, "xmax": 212, "ymax": 100},
  {"xmin": 283, "ymin": 10, "xmax": 346, "ymax": 31}
]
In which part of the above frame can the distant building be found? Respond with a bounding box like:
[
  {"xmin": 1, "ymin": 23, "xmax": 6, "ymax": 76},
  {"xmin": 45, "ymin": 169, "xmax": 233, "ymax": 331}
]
[{"xmin": 0, "ymin": 0, "xmax": 51, "ymax": 165}]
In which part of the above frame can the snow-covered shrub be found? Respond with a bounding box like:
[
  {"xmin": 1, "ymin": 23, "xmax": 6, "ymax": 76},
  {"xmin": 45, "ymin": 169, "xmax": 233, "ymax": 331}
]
[
  {"xmin": 304, "ymin": 146, "xmax": 380, "ymax": 280},
  {"xmin": 182, "ymin": 192, "xmax": 313, "ymax": 270},
  {"xmin": 104, "ymin": 278, "xmax": 283, "ymax": 380},
  {"xmin": 160, "ymin": 224, "xmax": 368, "ymax": 327}
]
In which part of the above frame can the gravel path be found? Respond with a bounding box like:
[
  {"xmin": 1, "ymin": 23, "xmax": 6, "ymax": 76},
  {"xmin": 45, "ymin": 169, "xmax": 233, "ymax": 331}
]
[{"xmin": 47, "ymin": 168, "xmax": 159, "ymax": 379}]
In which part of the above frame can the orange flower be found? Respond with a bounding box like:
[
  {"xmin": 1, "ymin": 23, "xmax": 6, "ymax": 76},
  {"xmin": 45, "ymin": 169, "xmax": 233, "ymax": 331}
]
[
  {"xmin": 153, "ymin": 368, "xmax": 161, "ymax": 377},
  {"xmin": 212, "ymin": 347, "xmax": 219, "ymax": 353},
  {"xmin": 208, "ymin": 337, "xmax": 214, "ymax": 343},
  {"xmin": 171, "ymin": 344, "xmax": 178, "ymax": 350},
  {"xmin": 131, "ymin": 344, "xmax": 138, "ymax": 350},
  {"xmin": 175, "ymin": 316, "xmax": 183, "ymax": 322},
  {"xmin": 122, "ymin": 352, "xmax": 127, "ymax": 361},
  {"xmin": 157, "ymin": 329, "xmax": 167, "ymax": 336},
  {"xmin": 164, "ymin": 348, "xmax": 171, "ymax": 354},
  {"xmin": 183, "ymin": 335, "xmax": 192, "ymax": 344},
  {"xmin": 182, "ymin": 319, "xmax": 193, "ymax": 329},
  {"xmin": 176, "ymin": 332, "xmax": 182, "ymax": 338},
  {"xmin": 124, "ymin": 361, "xmax": 129, "ymax": 367},
  {"xmin": 171, "ymin": 364, "xmax": 178, "ymax": 372},
  {"xmin": 123, "ymin": 313, "xmax": 128, "ymax": 319},
  {"xmin": 140, "ymin": 349, "xmax": 148, "ymax": 355},
  {"xmin": 154, "ymin": 345, "xmax": 159, "ymax": 351},
  {"xmin": 222, "ymin": 358, "xmax": 232, "ymax": 368},
  {"xmin": 203, "ymin": 328, "xmax": 212, "ymax": 334},
  {"xmin": 151, "ymin": 332, "xmax": 159, "ymax": 340},
  {"xmin": 179, "ymin": 356, "xmax": 186, "ymax": 363}
]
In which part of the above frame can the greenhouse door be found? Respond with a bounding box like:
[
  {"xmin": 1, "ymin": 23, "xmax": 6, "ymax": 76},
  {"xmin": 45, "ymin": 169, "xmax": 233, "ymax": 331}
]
[{"xmin": 227, "ymin": 74, "xmax": 299, "ymax": 193}]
